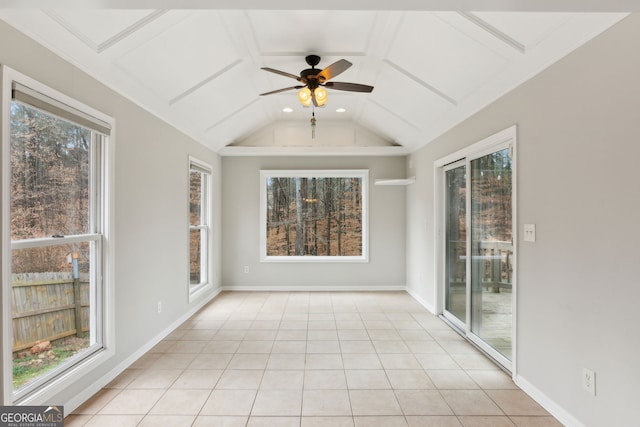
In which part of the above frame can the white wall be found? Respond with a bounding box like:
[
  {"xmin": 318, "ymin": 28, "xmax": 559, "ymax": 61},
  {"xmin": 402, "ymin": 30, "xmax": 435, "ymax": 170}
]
[
  {"xmin": 221, "ymin": 155, "xmax": 406, "ymax": 289},
  {"xmin": 0, "ymin": 20, "xmax": 222, "ymax": 408},
  {"xmin": 406, "ymin": 14, "xmax": 640, "ymax": 427}
]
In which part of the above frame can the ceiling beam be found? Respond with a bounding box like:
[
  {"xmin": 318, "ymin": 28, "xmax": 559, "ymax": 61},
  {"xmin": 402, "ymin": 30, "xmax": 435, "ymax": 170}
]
[{"xmin": 0, "ymin": 0, "xmax": 638, "ymax": 12}]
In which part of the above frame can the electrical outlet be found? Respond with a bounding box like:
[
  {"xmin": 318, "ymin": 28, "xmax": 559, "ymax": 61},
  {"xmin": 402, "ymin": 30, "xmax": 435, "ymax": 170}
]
[
  {"xmin": 243, "ymin": 266, "xmax": 250, "ymax": 274},
  {"xmin": 157, "ymin": 301, "xmax": 162, "ymax": 314},
  {"xmin": 523, "ymin": 224, "xmax": 536, "ymax": 242},
  {"xmin": 582, "ymin": 368, "xmax": 596, "ymax": 396}
]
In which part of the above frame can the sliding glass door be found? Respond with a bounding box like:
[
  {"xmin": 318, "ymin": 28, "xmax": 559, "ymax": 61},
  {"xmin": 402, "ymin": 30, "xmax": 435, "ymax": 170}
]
[
  {"xmin": 443, "ymin": 161, "xmax": 467, "ymax": 328},
  {"xmin": 439, "ymin": 128, "xmax": 515, "ymax": 370},
  {"xmin": 470, "ymin": 148, "xmax": 513, "ymax": 362}
]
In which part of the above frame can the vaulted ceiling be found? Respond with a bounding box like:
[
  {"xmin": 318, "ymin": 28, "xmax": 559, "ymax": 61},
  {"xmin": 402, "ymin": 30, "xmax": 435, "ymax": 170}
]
[{"xmin": 0, "ymin": 2, "xmax": 629, "ymax": 155}]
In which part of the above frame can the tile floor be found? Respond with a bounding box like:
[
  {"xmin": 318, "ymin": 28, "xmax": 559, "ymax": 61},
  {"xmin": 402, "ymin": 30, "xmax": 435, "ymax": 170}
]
[{"xmin": 67, "ymin": 291, "xmax": 563, "ymax": 426}]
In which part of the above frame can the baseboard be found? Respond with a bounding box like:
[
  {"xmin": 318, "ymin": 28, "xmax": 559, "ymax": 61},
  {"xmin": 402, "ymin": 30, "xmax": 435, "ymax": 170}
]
[
  {"xmin": 515, "ymin": 374, "xmax": 585, "ymax": 427},
  {"xmin": 406, "ymin": 287, "xmax": 436, "ymax": 314},
  {"xmin": 221, "ymin": 285, "xmax": 407, "ymax": 292},
  {"xmin": 64, "ymin": 286, "xmax": 222, "ymax": 415}
]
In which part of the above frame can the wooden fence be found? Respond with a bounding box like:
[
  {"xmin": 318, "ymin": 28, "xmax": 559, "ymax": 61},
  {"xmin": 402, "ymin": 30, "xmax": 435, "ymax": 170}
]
[{"xmin": 11, "ymin": 272, "xmax": 89, "ymax": 353}]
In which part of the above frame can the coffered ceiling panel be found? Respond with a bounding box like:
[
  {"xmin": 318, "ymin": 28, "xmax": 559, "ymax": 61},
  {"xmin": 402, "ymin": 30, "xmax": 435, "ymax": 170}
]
[
  {"xmin": 0, "ymin": 4, "xmax": 627, "ymax": 155},
  {"xmin": 471, "ymin": 12, "xmax": 574, "ymax": 50},
  {"xmin": 247, "ymin": 10, "xmax": 377, "ymax": 54},
  {"xmin": 387, "ymin": 12, "xmax": 509, "ymax": 102},
  {"xmin": 44, "ymin": 9, "xmax": 159, "ymax": 51},
  {"xmin": 114, "ymin": 11, "xmax": 240, "ymax": 102}
]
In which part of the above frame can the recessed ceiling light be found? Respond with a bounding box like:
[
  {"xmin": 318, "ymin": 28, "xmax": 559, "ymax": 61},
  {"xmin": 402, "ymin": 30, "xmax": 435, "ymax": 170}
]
[
  {"xmin": 282, "ymin": 107, "xmax": 293, "ymax": 113},
  {"xmin": 336, "ymin": 108, "xmax": 346, "ymax": 113}
]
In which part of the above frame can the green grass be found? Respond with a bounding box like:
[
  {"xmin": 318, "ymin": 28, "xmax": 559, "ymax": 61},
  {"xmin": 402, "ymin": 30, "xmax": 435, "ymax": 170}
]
[{"xmin": 13, "ymin": 336, "xmax": 89, "ymax": 390}]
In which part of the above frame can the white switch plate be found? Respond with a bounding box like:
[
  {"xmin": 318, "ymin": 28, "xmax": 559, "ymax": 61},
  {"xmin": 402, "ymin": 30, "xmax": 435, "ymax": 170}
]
[{"xmin": 523, "ymin": 224, "xmax": 536, "ymax": 242}]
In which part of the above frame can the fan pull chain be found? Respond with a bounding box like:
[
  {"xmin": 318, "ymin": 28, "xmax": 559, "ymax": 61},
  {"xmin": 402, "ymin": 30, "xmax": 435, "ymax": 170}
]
[{"xmin": 310, "ymin": 109, "xmax": 317, "ymax": 139}]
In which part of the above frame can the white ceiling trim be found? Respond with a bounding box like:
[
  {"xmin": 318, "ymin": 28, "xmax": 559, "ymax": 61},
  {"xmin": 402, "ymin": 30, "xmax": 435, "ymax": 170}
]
[
  {"xmin": 382, "ymin": 59, "xmax": 458, "ymax": 106},
  {"xmin": 458, "ymin": 11, "xmax": 527, "ymax": 53}
]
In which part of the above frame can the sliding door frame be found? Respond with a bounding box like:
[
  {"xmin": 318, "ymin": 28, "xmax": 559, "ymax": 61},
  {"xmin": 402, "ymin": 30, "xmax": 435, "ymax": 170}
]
[{"xmin": 434, "ymin": 125, "xmax": 518, "ymax": 375}]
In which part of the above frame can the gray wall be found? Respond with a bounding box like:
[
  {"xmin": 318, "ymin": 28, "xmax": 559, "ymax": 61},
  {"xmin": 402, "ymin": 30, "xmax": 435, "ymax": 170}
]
[
  {"xmin": 406, "ymin": 14, "xmax": 640, "ymax": 426},
  {"xmin": 221, "ymin": 156, "xmax": 406, "ymax": 289},
  {"xmin": 0, "ymin": 20, "xmax": 221, "ymax": 407}
]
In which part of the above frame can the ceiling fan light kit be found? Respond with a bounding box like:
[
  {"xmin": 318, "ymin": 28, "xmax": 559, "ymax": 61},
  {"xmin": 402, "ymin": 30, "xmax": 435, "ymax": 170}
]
[{"xmin": 260, "ymin": 54, "xmax": 374, "ymax": 108}]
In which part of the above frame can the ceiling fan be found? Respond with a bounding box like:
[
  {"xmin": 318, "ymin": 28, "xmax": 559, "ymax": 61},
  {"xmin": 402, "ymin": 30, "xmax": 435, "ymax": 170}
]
[{"xmin": 259, "ymin": 54, "xmax": 374, "ymax": 107}]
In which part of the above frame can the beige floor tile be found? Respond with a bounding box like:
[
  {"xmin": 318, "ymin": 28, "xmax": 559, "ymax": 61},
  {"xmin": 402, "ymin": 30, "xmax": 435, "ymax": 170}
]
[
  {"xmin": 261, "ymin": 370, "xmax": 304, "ymax": 390},
  {"xmin": 338, "ymin": 329, "xmax": 370, "ymax": 340},
  {"xmin": 149, "ymin": 389, "xmax": 210, "ymax": 415},
  {"xmin": 189, "ymin": 353, "xmax": 233, "ymax": 369},
  {"xmin": 224, "ymin": 320, "xmax": 253, "ymax": 329},
  {"xmin": 509, "ymin": 416, "xmax": 565, "ymax": 427},
  {"xmin": 395, "ymin": 390, "xmax": 453, "ymax": 416},
  {"xmin": 99, "ymin": 389, "xmax": 165, "ymax": 414},
  {"xmin": 307, "ymin": 340, "xmax": 341, "ymax": 353},
  {"xmin": 63, "ymin": 414, "xmax": 93, "ymax": 426},
  {"xmin": 172, "ymin": 369, "xmax": 222, "ymax": 389},
  {"xmin": 216, "ymin": 369, "xmax": 263, "ymax": 389},
  {"xmin": 450, "ymin": 354, "xmax": 500, "ymax": 370},
  {"xmin": 308, "ymin": 330, "xmax": 339, "ymax": 340},
  {"xmin": 415, "ymin": 354, "xmax": 460, "ymax": 370},
  {"xmin": 305, "ymin": 354, "xmax": 344, "ymax": 369},
  {"xmin": 340, "ymin": 340, "xmax": 376, "ymax": 353},
  {"xmin": 465, "ymin": 370, "xmax": 517, "ymax": 390},
  {"xmin": 244, "ymin": 330, "xmax": 278, "ymax": 340},
  {"xmin": 405, "ymin": 341, "xmax": 446, "ymax": 354},
  {"xmin": 309, "ymin": 320, "xmax": 336, "ymax": 329},
  {"xmin": 345, "ymin": 370, "xmax": 391, "ymax": 389},
  {"xmin": 268, "ymin": 353, "xmax": 306, "ymax": 369},
  {"xmin": 373, "ymin": 340, "xmax": 411, "ymax": 354},
  {"xmin": 343, "ymin": 353, "xmax": 383, "ymax": 370},
  {"xmin": 428, "ymin": 330, "xmax": 465, "ymax": 341},
  {"xmin": 150, "ymin": 353, "xmax": 197, "ymax": 369},
  {"xmin": 302, "ymin": 390, "xmax": 352, "ymax": 416},
  {"xmin": 137, "ymin": 415, "xmax": 196, "ymax": 427},
  {"xmin": 201, "ymin": 340, "xmax": 240, "ymax": 353},
  {"xmin": 200, "ymin": 389, "xmax": 257, "ymax": 415},
  {"xmin": 365, "ymin": 320, "xmax": 395, "ymax": 330},
  {"xmin": 252, "ymin": 389, "xmax": 303, "ymax": 416},
  {"xmin": 302, "ymin": 416, "xmax": 355, "ymax": 426},
  {"xmin": 83, "ymin": 414, "xmax": 144, "ymax": 426},
  {"xmin": 104, "ymin": 368, "xmax": 141, "ymax": 389},
  {"xmin": 378, "ymin": 354, "xmax": 422, "ymax": 370},
  {"xmin": 405, "ymin": 415, "xmax": 463, "ymax": 426},
  {"xmin": 427, "ymin": 370, "xmax": 479, "ymax": 389},
  {"xmin": 397, "ymin": 330, "xmax": 434, "ymax": 341},
  {"xmin": 250, "ymin": 320, "xmax": 281, "ymax": 330},
  {"xmin": 438, "ymin": 340, "xmax": 479, "ymax": 355},
  {"xmin": 181, "ymin": 330, "xmax": 217, "ymax": 341},
  {"xmin": 192, "ymin": 415, "xmax": 248, "ymax": 426},
  {"xmin": 279, "ymin": 320, "xmax": 308, "ymax": 330},
  {"xmin": 129, "ymin": 353, "xmax": 161, "ymax": 369},
  {"xmin": 236, "ymin": 340, "xmax": 274, "ymax": 353},
  {"xmin": 354, "ymin": 416, "xmax": 409, "ymax": 426},
  {"xmin": 368, "ymin": 330, "xmax": 402, "ymax": 340},
  {"xmin": 227, "ymin": 353, "xmax": 269, "ymax": 369},
  {"xmin": 248, "ymin": 416, "xmax": 301, "ymax": 426},
  {"xmin": 485, "ymin": 390, "xmax": 550, "ymax": 416},
  {"xmin": 213, "ymin": 330, "xmax": 247, "ymax": 341},
  {"xmin": 277, "ymin": 330, "xmax": 308, "ymax": 340},
  {"xmin": 126, "ymin": 369, "xmax": 182, "ymax": 389},
  {"xmin": 385, "ymin": 370, "xmax": 435, "ymax": 390},
  {"xmin": 272, "ymin": 340, "xmax": 306, "ymax": 353},
  {"xmin": 304, "ymin": 370, "xmax": 347, "ymax": 389},
  {"xmin": 457, "ymin": 415, "xmax": 515, "ymax": 427},
  {"xmin": 149, "ymin": 341, "xmax": 174, "ymax": 353},
  {"xmin": 336, "ymin": 320, "xmax": 366, "ymax": 329},
  {"xmin": 72, "ymin": 388, "xmax": 121, "ymax": 414},
  {"xmin": 440, "ymin": 390, "xmax": 503, "ymax": 416},
  {"xmin": 350, "ymin": 390, "xmax": 402, "ymax": 416}
]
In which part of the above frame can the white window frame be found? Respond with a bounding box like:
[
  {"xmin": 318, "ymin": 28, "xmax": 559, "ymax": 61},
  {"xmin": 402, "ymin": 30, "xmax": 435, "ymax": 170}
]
[
  {"xmin": 188, "ymin": 157, "xmax": 212, "ymax": 301},
  {"xmin": 1, "ymin": 66, "xmax": 115, "ymax": 405},
  {"xmin": 260, "ymin": 169, "xmax": 369, "ymax": 263}
]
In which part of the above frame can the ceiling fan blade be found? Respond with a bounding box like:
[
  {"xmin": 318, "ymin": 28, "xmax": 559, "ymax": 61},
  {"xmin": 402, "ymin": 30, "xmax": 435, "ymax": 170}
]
[
  {"xmin": 317, "ymin": 59, "xmax": 352, "ymax": 82},
  {"xmin": 259, "ymin": 86, "xmax": 303, "ymax": 96},
  {"xmin": 325, "ymin": 81, "xmax": 374, "ymax": 93},
  {"xmin": 261, "ymin": 67, "xmax": 302, "ymax": 82}
]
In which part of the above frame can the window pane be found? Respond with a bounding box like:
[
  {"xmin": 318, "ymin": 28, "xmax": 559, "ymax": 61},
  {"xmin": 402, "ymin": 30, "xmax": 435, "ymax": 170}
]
[
  {"xmin": 10, "ymin": 102, "xmax": 91, "ymax": 239},
  {"xmin": 189, "ymin": 228, "xmax": 204, "ymax": 285},
  {"xmin": 11, "ymin": 241, "xmax": 94, "ymax": 392},
  {"xmin": 190, "ymin": 170, "xmax": 202, "ymax": 226},
  {"xmin": 266, "ymin": 176, "xmax": 363, "ymax": 257}
]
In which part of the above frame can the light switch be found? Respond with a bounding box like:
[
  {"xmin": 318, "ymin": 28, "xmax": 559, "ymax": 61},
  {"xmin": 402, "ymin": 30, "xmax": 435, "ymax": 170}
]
[{"xmin": 523, "ymin": 224, "xmax": 536, "ymax": 242}]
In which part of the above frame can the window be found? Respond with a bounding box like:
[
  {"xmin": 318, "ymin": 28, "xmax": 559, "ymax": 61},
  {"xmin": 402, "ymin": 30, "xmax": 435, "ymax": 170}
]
[
  {"xmin": 189, "ymin": 158, "xmax": 211, "ymax": 296},
  {"xmin": 260, "ymin": 170, "xmax": 368, "ymax": 262},
  {"xmin": 2, "ymin": 67, "xmax": 114, "ymax": 404}
]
